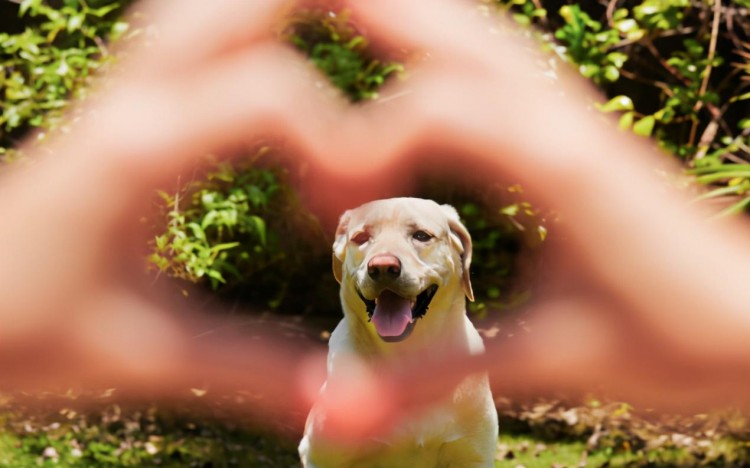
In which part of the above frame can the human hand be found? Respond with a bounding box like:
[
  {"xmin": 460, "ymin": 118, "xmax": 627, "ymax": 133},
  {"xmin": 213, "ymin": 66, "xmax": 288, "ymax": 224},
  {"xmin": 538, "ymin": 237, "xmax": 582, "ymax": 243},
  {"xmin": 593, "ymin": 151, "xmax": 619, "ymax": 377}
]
[
  {"xmin": 298, "ymin": 0, "xmax": 750, "ymax": 442},
  {"xmin": 0, "ymin": 0, "xmax": 352, "ymax": 421}
]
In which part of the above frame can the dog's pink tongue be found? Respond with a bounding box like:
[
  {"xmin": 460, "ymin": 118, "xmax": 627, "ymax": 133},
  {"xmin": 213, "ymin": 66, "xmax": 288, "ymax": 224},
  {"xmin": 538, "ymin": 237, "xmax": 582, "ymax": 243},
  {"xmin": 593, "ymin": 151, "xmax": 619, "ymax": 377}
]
[{"xmin": 371, "ymin": 290, "xmax": 412, "ymax": 337}]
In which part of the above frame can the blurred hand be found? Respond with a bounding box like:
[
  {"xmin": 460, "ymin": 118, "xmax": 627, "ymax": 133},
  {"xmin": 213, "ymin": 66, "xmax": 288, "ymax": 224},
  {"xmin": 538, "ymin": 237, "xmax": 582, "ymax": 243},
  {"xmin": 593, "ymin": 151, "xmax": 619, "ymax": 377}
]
[
  {"xmin": 0, "ymin": 0, "xmax": 346, "ymax": 418},
  {"xmin": 300, "ymin": 0, "xmax": 750, "ymax": 441}
]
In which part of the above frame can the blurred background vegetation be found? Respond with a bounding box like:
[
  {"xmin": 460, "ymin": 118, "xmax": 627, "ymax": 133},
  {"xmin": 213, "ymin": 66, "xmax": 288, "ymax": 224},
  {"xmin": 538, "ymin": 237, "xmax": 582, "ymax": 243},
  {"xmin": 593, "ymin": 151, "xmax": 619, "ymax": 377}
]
[{"xmin": 1, "ymin": 0, "xmax": 749, "ymax": 465}]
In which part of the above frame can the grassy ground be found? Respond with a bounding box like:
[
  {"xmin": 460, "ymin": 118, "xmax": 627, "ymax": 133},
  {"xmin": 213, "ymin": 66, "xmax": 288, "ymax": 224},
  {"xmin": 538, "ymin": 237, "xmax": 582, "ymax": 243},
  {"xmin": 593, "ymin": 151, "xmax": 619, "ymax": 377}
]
[
  {"xmin": 0, "ymin": 422, "xmax": 714, "ymax": 467},
  {"xmin": 495, "ymin": 432, "xmax": 695, "ymax": 467},
  {"xmin": 0, "ymin": 395, "xmax": 301, "ymax": 467},
  {"xmin": 2, "ymin": 395, "xmax": 744, "ymax": 468}
]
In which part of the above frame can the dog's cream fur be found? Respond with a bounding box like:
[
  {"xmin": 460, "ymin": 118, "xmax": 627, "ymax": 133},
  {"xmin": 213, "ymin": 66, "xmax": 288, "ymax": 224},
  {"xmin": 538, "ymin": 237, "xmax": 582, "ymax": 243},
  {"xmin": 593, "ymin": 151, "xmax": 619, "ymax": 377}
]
[{"xmin": 299, "ymin": 198, "xmax": 498, "ymax": 467}]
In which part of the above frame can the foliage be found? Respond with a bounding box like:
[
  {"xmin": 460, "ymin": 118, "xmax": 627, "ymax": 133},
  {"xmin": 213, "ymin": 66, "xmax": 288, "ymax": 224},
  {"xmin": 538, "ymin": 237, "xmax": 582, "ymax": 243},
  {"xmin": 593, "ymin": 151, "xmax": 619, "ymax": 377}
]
[
  {"xmin": 415, "ymin": 179, "xmax": 549, "ymax": 315},
  {"xmin": 148, "ymin": 151, "xmax": 333, "ymax": 311},
  {"xmin": 285, "ymin": 10, "xmax": 403, "ymax": 102},
  {"xmin": 497, "ymin": 0, "xmax": 750, "ymax": 216},
  {"xmin": 555, "ymin": 4, "xmax": 627, "ymax": 84},
  {"xmin": 464, "ymin": 186, "xmax": 548, "ymax": 315},
  {"xmin": 150, "ymin": 154, "xmax": 279, "ymax": 290},
  {"xmin": 0, "ymin": 0, "xmax": 130, "ymax": 161}
]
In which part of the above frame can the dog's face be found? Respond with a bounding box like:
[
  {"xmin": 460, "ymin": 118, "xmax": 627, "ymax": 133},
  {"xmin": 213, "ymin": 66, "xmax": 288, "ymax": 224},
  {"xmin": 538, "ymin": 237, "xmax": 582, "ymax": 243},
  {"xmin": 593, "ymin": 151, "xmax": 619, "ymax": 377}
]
[{"xmin": 332, "ymin": 198, "xmax": 474, "ymax": 343}]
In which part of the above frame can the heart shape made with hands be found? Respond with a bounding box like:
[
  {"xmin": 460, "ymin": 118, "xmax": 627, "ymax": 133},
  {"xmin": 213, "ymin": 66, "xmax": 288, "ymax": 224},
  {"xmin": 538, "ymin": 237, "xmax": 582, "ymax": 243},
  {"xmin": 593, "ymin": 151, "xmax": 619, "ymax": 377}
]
[
  {"xmin": 0, "ymin": 0, "xmax": 551, "ymax": 433},
  {"xmin": 90, "ymin": 0, "xmax": 592, "ymax": 439}
]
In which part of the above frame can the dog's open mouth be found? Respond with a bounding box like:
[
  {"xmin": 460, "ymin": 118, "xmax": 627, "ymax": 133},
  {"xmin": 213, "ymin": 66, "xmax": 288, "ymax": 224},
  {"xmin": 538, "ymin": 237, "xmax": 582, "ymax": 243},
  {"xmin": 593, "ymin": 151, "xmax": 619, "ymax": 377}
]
[{"xmin": 357, "ymin": 285, "xmax": 438, "ymax": 342}]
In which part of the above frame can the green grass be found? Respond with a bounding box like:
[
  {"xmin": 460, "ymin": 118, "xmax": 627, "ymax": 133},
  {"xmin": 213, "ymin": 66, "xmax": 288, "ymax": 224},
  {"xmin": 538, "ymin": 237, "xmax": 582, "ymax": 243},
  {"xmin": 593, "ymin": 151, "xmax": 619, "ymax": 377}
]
[
  {"xmin": 1, "ymin": 394, "xmax": 747, "ymax": 466},
  {"xmin": 0, "ymin": 398, "xmax": 301, "ymax": 467},
  {"xmin": 1, "ymin": 418, "xmax": 746, "ymax": 467},
  {"xmin": 495, "ymin": 431, "xmax": 750, "ymax": 467},
  {"xmin": 497, "ymin": 432, "xmax": 591, "ymax": 467}
]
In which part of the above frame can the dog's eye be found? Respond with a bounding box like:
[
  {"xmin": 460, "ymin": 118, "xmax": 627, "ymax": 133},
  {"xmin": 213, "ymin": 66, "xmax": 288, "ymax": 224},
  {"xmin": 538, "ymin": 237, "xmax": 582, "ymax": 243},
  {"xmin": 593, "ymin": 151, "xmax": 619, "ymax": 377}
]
[
  {"xmin": 351, "ymin": 231, "xmax": 371, "ymax": 245},
  {"xmin": 412, "ymin": 230, "xmax": 433, "ymax": 242}
]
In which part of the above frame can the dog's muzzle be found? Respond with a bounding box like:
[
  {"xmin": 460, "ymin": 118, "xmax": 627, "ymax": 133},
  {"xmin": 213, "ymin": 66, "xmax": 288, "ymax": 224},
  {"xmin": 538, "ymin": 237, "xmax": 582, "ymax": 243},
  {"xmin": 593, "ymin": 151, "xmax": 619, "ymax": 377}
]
[{"xmin": 357, "ymin": 285, "xmax": 438, "ymax": 342}]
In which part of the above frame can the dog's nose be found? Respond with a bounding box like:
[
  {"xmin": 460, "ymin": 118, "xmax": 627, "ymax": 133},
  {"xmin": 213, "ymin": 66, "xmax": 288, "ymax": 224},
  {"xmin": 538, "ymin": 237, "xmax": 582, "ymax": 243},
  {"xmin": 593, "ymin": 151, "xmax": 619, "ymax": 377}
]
[{"xmin": 367, "ymin": 254, "xmax": 401, "ymax": 280}]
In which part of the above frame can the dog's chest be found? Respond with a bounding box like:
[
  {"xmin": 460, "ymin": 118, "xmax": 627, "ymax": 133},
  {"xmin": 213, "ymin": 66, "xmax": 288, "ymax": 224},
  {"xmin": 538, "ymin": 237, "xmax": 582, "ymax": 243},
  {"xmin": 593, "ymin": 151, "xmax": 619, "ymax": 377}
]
[{"xmin": 348, "ymin": 411, "xmax": 464, "ymax": 468}]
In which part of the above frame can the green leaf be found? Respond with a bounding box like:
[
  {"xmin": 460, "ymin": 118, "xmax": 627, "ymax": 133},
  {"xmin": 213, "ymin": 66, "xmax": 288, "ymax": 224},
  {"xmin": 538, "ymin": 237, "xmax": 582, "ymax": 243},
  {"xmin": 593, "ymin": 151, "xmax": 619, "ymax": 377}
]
[
  {"xmin": 612, "ymin": 8, "xmax": 629, "ymax": 21},
  {"xmin": 714, "ymin": 197, "xmax": 750, "ymax": 218},
  {"xmin": 614, "ymin": 18, "xmax": 638, "ymax": 33},
  {"xmin": 206, "ymin": 269, "xmax": 226, "ymax": 283},
  {"xmin": 513, "ymin": 13, "xmax": 531, "ymax": 26},
  {"xmin": 598, "ymin": 95, "xmax": 634, "ymax": 112},
  {"xmin": 110, "ymin": 21, "xmax": 130, "ymax": 39},
  {"xmin": 633, "ymin": 116, "xmax": 655, "ymax": 137},
  {"xmin": 501, "ymin": 204, "xmax": 520, "ymax": 216},
  {"xmin": 606, "ymin": 52, "xmax": 628, "ymax": 68},
  {"xmin": 694, "ymin": 184, "xmax": 743, "ymax": 202},
  {"xmin": 250, "ymin": 216, "xmax": 267, "ymax": 245},
  {"xmin": 90, "ymin": 4, "xmax": 120, "ymax": 18},
  {"xmin": 603, "ymin": 65, "xmax": 620, "ymax": 82},
  {"xmin": 730, "ymin": 92, "xmax": 750, "ymax": 102},
  {"xmin": 210, "ymin": 242, "xmax": 240, "ymax": 254},
  {"xmin": 619, "ymin": 111, "xmax": 634, "ymax": 130},
  {"xmin": 19, "ymin": 0, "xmax": 38, "ymax": 17},
  {"xmin": 579, "ymin": 64, "xmax": 600, "ymax": 78},
  {"xmin": 67, "ymin": 14, "xmax": 84, "ymax": 33},
  {"xmin": 187, "ymin": 222, "xmax": 206, "ymax": 242}
]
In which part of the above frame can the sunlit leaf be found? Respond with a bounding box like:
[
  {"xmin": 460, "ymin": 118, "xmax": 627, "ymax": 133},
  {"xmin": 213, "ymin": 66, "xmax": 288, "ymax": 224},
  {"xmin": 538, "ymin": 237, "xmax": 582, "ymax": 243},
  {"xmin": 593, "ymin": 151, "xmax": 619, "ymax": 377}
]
[{"xmin": 633, "ymin": 116, "xmax": 655, "ymax": 137}]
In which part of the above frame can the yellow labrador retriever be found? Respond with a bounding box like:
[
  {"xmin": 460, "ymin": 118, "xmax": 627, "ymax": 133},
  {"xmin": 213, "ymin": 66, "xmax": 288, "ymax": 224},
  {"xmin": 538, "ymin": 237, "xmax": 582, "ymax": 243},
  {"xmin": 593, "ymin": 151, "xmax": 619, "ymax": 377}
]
[{"xmin": 299, "ymin": 198, "xmax": 498, "ymax": 467}]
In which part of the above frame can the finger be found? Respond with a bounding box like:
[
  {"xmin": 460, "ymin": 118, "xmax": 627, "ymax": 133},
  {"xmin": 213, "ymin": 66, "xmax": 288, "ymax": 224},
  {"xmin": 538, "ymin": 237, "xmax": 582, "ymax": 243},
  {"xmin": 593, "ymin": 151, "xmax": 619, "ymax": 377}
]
[
  {"xmin": 58, "ymin": 41, "xmax": 422, "ymax": 224},
  {"xmin": 298, "ymin": 354, "xmax": 400, "ymax": 444},
  {"xmin": 347, "ymin": 0, "xmax": 498, "ymax": 59},
  {"xmin": 125, "ymin": 0, "xmax": 295, "ymax": 78},
  {"xmin": 51, "ymin": 44, "xmax": 343, "ymax": 207},
  {"xmin": 72, "ymin": 291, "xmax": 321, "ymax": 424}
]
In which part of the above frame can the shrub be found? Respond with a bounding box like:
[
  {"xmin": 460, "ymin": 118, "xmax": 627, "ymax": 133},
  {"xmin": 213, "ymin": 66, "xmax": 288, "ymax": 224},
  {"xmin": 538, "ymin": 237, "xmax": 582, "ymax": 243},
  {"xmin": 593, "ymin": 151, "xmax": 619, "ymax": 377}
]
[
  {"xmin": 496, "ymin": 0, "xmax": 750, "ymax": 215},
  {"xmin": 147, "ymin": 150, "xmax": 335, "ymax": 312},
  {"xmin": 0, "ymin": 0, "xmax": 130, "ymax": 161},
  {"xmin": 285, "ymin": 10, "xmax": 404, "ymax": 102}
]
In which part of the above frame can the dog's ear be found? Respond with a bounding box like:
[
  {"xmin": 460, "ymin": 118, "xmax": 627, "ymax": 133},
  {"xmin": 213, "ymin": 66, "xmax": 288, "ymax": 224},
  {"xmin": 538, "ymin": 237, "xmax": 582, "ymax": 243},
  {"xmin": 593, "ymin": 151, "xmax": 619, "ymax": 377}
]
[
  {"xmin": 332, "ymin": 210, "xmax": 351, "ymax": 284},
  {"xmin": 442, "ymin": 204, "xmax": 474, "ymax": 302}
]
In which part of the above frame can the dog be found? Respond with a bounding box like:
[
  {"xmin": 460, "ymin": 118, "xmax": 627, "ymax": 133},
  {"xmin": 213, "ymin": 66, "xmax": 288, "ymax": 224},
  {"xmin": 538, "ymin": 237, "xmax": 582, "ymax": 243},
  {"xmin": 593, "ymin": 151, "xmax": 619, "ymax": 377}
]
[{"xmin": 299, "ymin": 197, "xmax": 498, "ymax": 467}]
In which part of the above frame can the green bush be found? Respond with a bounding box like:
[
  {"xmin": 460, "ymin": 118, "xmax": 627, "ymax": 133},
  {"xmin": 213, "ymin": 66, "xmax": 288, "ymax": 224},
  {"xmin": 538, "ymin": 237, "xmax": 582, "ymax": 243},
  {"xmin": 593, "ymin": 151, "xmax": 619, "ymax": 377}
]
[
  {"xmin": 285, "ymin": 10, "xmax": 404, "ymax": 102},
  {"xmin": 147, "ymin": 149, "xmax": 334, "ymax": 312},
  {"xmin": 150, "ymin": 154, "xmax": 281, "ymax": 290},
  {"xmin": 0, "ymin": 0, "xmax": 130, "ymax": 161},
  {"xmin": 496, "ymin": 0, "xmax": 750, "ymax": 215}
]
